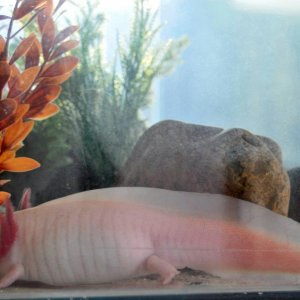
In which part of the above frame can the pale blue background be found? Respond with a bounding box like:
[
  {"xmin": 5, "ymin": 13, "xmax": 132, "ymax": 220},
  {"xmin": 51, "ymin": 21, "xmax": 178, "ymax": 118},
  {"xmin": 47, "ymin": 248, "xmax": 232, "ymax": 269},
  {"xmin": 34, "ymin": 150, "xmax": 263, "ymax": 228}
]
[{"xmin": 159, "ymin": 0, "xmax": 300, "ymax": 168}]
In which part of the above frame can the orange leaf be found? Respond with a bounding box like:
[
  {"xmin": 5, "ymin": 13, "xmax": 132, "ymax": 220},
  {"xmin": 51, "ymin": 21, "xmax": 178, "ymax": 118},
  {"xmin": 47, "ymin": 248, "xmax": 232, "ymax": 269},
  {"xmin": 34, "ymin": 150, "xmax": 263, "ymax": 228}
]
[
  {"xmin": 14, "ymin": 0, "xmax": 47, "ymax": 20},
  {"xmin": 50, "ymin": 40, "xmax": 79, "ymax": 60},
  {"xmin": 8, "ymin": 66, "xmax": 40, "ymax": 98},
  {"xmin": 3, "ymin": 120, "xmax": 34, "ymax": 151},
  {"xmin": 0, "ymin": 35, "xmax": 5, "ymax": 57},
  {"xmin": 0, "ymin": 103, "xmax": 28, "ymax": 133},
  {"xmin": 9, "ymin": 34, "xmax": 36, "ymax": 64},
  {"xmin": 42, "ymin": 17, "xmax": 56, "ymax": 59},
  {"xmin": 0, "ymin": 157, "xmax": 40, "ymax": 172},
  {"xmin": 25, "ymin": 37, "xmax": 41, "ymax": 68},
  {"xmin": 3, "ymin": 120, "xmax": 23, "ymax": 149},
  {"xmin": 15, "ymin": 121, "xmax": 34, "ymax": 147},
  {"xmin": 0, "ymin": 191, "xmax": 10, "ymax": 205},
  {"xmin": 8, "ymin": 64, "xmax": 21, "ymax": 89},
  {"xmin": 37, "ymin": 0, "xmax": 53, "ymax": 32},
  {"xmin": 24, "ymin": 105, "xmax": 43, "ymax": 119},
  {"xmin": 25, "ymin": 84, "xmax": 61, "ymax": 106},
  {"xmin": 54, "ymin": 25, "xmax": 79, "ymax": 45},
  {"xmin": 41, "ymin": 56, "xmax": 79, "ymax": 77},
  {"xmin": 0, "ymin": 61, "xmax": 10, "ymax": 92},
  {"xmin": 0, "ymin": 132, "xmax": 3, "ymax": 149},
  {"xmin": 15, "ymin": 104, "xmax": 30, "ymax": 122},
  {"xmin": 0, "ymin": 99, "xmax": 17, "ymax": 118},
  {"xmin": 29, "ymin": 103, "xmax": 59, "ymax": 120},
  {"xmin": 0, "ymin": 151, "xmax": 16, "ymax": 164},
  {"xmin": 0, "ymin": 99, "xmax": 17, "ymax": 131},
  {"xmin": 39, "ymin": 72, "xmax": 71, "ymax": 85}
]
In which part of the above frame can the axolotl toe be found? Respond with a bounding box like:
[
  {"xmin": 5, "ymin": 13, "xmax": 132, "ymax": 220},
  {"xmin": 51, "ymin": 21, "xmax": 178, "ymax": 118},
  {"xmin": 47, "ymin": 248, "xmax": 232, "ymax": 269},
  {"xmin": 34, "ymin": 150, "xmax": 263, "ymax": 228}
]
[{"xmin": 1, "ymin": 187, "xmax": 300, "ymax": 287}]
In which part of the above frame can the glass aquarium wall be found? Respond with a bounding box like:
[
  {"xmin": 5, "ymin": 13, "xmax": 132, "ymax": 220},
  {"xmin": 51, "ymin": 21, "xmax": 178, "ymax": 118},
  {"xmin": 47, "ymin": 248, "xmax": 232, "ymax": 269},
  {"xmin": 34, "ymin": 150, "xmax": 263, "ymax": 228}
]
[
  {"xmin": 2, "ymin": 0, "xmax": 300, "ymax": 299},
  {"xmin": 160, "ymin": 0, "xmax": 300, "ymax": 169}
]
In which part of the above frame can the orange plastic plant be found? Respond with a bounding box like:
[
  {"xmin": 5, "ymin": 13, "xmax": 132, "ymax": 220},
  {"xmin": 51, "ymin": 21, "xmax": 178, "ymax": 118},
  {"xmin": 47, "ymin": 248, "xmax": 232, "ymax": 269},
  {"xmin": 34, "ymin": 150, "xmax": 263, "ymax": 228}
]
[{"xmin": 0, "ymin": 0, "xmax": 79, "ymax": 202}]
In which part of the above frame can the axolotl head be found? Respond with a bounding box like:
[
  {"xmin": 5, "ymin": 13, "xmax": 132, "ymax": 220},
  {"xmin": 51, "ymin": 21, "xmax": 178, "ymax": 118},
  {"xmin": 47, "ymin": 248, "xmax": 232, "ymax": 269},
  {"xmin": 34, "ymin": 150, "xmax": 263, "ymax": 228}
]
[
  {"xmin": 0, "ymin": 198, "xmax": 21, "ymax": 282},
  {"xmin": 0, "ymin": 188, "xmax": 31, "ymax": 262},
  {"xmin": 0, "ymin": 190, "xmax": 31, "ymax": 286}
]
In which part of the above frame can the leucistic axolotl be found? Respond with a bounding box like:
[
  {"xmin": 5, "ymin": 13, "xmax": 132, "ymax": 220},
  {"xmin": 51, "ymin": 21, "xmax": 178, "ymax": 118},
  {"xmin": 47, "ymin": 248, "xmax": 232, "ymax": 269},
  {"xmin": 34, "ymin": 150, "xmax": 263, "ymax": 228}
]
[{"xmin": 1, "ymin": 187, "xmax": 300, "ymax": 288}]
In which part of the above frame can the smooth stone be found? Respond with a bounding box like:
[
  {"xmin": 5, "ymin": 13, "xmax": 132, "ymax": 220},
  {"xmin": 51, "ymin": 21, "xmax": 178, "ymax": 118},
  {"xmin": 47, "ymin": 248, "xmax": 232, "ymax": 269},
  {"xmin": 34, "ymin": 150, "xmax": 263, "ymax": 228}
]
[
  {"xmin": 288, "ymin": 167, "xmax": 300, "ymax": 222},
  {"xmin": 119, "ymin": 120, "xmax": 290, "ymax": 215}
]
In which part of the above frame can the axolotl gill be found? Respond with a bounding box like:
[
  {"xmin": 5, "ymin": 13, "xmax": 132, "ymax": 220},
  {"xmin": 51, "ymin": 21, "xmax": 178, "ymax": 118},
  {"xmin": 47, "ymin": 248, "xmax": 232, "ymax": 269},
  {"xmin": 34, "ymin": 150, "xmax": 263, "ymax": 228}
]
[{"xmin": 1, "ymin": 187, "xmax": 300, "ymax": 288}]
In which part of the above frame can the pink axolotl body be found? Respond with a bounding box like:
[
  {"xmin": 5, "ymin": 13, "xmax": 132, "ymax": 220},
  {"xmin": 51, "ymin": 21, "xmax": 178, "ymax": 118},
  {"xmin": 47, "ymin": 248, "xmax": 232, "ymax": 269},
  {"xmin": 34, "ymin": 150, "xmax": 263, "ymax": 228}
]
[{"xmin": 1, "ymin": 187, "xmax": 300, "ymax": 287}]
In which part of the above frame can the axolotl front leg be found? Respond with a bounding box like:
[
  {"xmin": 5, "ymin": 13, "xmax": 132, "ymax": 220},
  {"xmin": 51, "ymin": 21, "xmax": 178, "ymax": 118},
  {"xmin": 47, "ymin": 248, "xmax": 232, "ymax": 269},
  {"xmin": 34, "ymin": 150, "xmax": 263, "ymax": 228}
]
[
  {"xmin": 0, "ymin": 264, "xmax": 24, "ymax": 288},
  {"xmin": 0, "ymin": 198, "xmax": 26, "ymax": 288}
]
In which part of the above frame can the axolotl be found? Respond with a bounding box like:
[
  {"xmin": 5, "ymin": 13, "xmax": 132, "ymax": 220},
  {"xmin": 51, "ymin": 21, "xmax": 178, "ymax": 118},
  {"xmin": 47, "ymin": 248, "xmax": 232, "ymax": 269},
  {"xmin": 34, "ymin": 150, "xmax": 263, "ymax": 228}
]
[{"xmin": 1, "ymin": 187, "xmax": 300, "ymax": 288}]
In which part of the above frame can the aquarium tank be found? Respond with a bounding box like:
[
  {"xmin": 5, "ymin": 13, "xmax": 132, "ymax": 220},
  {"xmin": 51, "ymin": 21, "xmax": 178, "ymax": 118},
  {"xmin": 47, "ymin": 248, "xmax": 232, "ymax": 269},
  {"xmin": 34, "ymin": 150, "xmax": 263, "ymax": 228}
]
[{"xmin": 0, "ymin": 0, "xmax": 300, "ymax": 299}]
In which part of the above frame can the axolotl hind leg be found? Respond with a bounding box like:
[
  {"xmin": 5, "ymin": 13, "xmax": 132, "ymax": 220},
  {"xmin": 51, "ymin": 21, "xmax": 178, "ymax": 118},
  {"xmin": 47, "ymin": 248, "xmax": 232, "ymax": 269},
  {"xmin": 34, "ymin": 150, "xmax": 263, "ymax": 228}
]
[{"xmin": 145, "ymin": 255, "xmax": 179, "ymax": 284}]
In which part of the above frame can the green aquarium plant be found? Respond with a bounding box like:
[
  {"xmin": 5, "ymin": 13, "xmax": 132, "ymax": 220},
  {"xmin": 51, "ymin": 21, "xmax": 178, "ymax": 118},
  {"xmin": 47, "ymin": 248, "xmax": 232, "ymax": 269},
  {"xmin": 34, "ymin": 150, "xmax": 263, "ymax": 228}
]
[
  {"xmin": 10, "ymin": 0, "xmax": 188, "ymax": 202},
  {"xmin": 62, "ymin": 0, "xmax": 188, "ymax": 188}
]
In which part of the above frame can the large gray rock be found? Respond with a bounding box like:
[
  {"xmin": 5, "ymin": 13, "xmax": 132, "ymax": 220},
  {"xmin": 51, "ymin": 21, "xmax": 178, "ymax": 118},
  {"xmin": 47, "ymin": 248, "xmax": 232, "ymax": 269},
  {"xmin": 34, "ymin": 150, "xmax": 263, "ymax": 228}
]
[
  {"xmin": 119, "ymin": 120, "xmax": 290, "ymax": 215},
  {"xmin": 288, "ymin": 167, "xmax": 300, "ymax": 222}
]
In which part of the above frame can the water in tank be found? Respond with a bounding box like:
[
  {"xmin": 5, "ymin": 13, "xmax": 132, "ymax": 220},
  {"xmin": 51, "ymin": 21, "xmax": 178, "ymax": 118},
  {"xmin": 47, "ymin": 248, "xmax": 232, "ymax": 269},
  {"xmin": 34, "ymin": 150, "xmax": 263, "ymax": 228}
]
[{"xmin": 0, "ymin": 0, "xmax": 300, "ymax": 299}]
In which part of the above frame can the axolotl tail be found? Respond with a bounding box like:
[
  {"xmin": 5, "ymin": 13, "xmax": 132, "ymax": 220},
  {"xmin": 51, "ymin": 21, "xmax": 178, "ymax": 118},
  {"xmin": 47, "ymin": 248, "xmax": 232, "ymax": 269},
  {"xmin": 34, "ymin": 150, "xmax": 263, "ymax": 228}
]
[{"xmin": 152, "ymin": 212, "xmax": 300, "ymax": 285}]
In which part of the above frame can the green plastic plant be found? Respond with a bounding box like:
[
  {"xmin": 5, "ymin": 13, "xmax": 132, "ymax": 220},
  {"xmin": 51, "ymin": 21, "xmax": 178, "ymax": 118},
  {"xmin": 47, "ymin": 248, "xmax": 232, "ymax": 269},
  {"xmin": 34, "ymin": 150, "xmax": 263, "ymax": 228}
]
[
  {"xmin": 64, "ymin": 0, "xmax": 187, "ymax": 186},
  {"xmin": 15, "ymin": 0, "xmax": 188, "ymax": 199}
]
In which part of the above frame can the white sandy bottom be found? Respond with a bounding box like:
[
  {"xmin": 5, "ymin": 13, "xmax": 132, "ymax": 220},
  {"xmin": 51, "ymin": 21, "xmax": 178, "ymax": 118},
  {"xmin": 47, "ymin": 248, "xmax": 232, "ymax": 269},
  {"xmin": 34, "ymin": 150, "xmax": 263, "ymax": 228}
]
[{"xmin": 2, "ymin": 269, "xmax": 300, "ymax": 299}]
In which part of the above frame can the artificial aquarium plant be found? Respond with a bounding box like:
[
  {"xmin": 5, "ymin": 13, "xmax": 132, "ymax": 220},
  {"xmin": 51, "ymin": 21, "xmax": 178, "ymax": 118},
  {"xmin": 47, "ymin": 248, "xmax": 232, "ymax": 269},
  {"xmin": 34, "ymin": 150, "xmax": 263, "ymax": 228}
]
[
  {"xmin": 22, "ymin": 0, "xmax": 188, "ymax": 199},
  {"xmin": 0, "ymin": 0, "xmax": 79, "ymax": 202}
]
